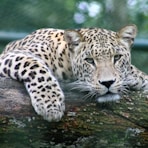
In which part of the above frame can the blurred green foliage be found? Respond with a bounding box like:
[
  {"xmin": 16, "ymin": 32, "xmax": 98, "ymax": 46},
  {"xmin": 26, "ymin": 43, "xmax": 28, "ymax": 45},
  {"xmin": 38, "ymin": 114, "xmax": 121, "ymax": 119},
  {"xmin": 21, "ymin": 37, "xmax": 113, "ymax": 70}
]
[
  {"xmin": 0, "ymin": 0, "xmax": 147, "ymax": 72},
  {"xmin": 0, "ymin": 0, "xmax": 148, "ymax": 35}
]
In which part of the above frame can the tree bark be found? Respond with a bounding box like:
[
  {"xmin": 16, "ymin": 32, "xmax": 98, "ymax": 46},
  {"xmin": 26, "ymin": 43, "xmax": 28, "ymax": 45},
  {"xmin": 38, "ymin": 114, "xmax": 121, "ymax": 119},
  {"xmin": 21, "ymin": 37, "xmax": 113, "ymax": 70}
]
[
  {"xmin": 0, "ymin": 76, "xmax": 147, "ymax": 127},
  {"xmin": 0, "ymin": 76, "xmax": 148, "ymax": 146},
  {"xmin": 0, "ymin": 77, "xmax": 86, "ymax": 116}
]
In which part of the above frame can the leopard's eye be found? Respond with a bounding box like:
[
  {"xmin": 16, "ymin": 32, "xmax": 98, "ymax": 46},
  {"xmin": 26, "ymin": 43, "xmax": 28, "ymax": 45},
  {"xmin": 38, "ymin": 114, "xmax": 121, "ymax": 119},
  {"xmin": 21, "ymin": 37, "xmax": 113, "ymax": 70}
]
[
  {"xmin": 114, "ymin": 54, "xmax": 122, "ymax": 63},
  {"xmin": 85, "ymin": 58, "xmax": 95, "ymax": 66}
]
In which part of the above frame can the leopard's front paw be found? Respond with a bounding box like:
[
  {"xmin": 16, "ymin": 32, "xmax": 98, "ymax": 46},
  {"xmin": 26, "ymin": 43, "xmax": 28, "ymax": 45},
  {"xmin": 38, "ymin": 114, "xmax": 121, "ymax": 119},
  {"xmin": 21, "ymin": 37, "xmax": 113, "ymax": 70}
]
[
  {"xmin": 44, "ymin": 108, "xmax": 65, "ymax": 122},
  {"xmin": 33, "ymin": 100, "xmax": 65, "ymax": 122}
]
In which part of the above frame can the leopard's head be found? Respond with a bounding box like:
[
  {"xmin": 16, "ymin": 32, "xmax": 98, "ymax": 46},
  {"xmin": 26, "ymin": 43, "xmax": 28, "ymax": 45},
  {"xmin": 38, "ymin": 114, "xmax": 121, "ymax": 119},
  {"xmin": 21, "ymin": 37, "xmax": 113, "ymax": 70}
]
[{"xmin": 64, "ymin": 25, "xmax": 137, "ymax": 102}]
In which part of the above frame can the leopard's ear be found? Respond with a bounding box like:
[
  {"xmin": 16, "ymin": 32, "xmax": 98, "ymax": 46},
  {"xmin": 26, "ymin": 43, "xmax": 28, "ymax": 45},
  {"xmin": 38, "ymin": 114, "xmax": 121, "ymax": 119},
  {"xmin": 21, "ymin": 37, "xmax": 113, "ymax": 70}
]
[
  {"xmin": 117, "ymin": 24, "xmax": 137, "ymax": 48},
  {"xmin": 64, "ymin": 30, "xmax": 83, "ymax": 53}
]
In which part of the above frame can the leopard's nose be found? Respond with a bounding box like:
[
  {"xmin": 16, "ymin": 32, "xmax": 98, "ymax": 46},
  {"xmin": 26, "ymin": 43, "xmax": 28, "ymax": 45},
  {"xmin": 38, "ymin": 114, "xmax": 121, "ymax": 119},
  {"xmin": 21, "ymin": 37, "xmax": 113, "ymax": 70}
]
[{"xmin": 99, "ymin": 79, "xmax": 116, "ymax": 88}]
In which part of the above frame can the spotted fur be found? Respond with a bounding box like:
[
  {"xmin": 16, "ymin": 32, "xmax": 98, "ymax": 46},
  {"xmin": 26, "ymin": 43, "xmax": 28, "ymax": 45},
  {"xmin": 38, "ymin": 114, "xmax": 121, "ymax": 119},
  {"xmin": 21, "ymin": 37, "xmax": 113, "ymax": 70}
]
[{"xmin": 0, "ymin": 25, "xmax": 147, "ymax": 121}]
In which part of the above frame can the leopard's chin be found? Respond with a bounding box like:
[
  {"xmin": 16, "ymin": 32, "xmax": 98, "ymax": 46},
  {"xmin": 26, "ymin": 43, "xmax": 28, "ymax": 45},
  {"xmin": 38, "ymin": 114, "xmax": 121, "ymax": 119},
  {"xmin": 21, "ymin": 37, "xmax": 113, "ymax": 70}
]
[{"xmin": 97, "ymin": 93, "xmax": 120, "ymax": 103}]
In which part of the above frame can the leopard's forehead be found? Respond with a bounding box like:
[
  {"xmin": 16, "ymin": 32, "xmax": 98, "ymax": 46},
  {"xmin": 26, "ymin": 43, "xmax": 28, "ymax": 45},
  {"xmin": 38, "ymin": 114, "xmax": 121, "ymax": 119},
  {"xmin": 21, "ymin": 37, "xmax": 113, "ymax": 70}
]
[
  {"xmin": 78, "ymin": 28, "xmax": 117, "ymax": 43},
  {"xmin": 77, "ymin": 28, "xmax": 122, "ymax": 58}
]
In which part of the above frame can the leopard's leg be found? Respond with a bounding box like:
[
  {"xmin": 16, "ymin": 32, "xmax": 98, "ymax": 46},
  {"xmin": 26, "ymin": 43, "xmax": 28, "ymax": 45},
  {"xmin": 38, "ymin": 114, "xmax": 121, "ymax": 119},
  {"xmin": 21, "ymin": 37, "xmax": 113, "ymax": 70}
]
[
  {"xmin": 127, "ymin": 65, "xmax": 148, "ymax": 93},
  {"xmin": 0, "ymin": 51, "xmax": 65, "ymax": 121}
]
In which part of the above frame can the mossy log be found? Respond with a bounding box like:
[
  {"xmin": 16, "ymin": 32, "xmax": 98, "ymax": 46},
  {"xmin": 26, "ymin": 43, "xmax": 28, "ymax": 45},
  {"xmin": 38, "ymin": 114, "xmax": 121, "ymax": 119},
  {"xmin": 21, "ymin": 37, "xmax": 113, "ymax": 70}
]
[
  {"xmin": 0, "ymin": 77, "xmax": 86, "ymax": 116},
  {"xmin": 0, "ymin": 77, "xmax": 148, "ymax": 147}
]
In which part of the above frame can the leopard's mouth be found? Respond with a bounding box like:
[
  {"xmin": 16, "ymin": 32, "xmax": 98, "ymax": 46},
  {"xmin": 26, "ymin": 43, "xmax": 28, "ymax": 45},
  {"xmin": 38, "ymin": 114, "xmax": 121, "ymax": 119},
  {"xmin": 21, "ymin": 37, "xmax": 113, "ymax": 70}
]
[{"xmin": 97, "ymin": 93, "xmax": 120, "ymax": 103}]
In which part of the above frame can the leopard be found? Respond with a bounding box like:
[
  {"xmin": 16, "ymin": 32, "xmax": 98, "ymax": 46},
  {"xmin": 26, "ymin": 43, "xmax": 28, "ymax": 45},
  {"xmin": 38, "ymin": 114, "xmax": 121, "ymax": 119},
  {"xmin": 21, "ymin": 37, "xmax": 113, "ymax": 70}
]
[{"xmin": 0, "ymin": 24, "xmax": 147, "ymax": 122}]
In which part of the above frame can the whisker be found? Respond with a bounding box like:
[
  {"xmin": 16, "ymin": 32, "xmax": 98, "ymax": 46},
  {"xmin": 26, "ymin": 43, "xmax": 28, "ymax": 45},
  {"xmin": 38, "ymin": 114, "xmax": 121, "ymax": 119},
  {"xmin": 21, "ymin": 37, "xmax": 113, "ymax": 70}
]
[
  {"xmin": 82, "ymin": 90, "xmax": 98, "ymax": 101},
  {"xmin": 119, "ymin": 84, "xmax": 130, "ymax": 95},
  {"xmin": 82, "ymin": 92, "xmax": 93, "ymax": 101},
  {"xmin": 67, "ymin": 80, "xmax": 97, "ymax": 101},
  {"xmin": 68, "ymin": 79, "xmax": 132, "ymax": 102},
  {"xmin": 68, "ymin": 80, "xmax": 92, "ymax": 92}
]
